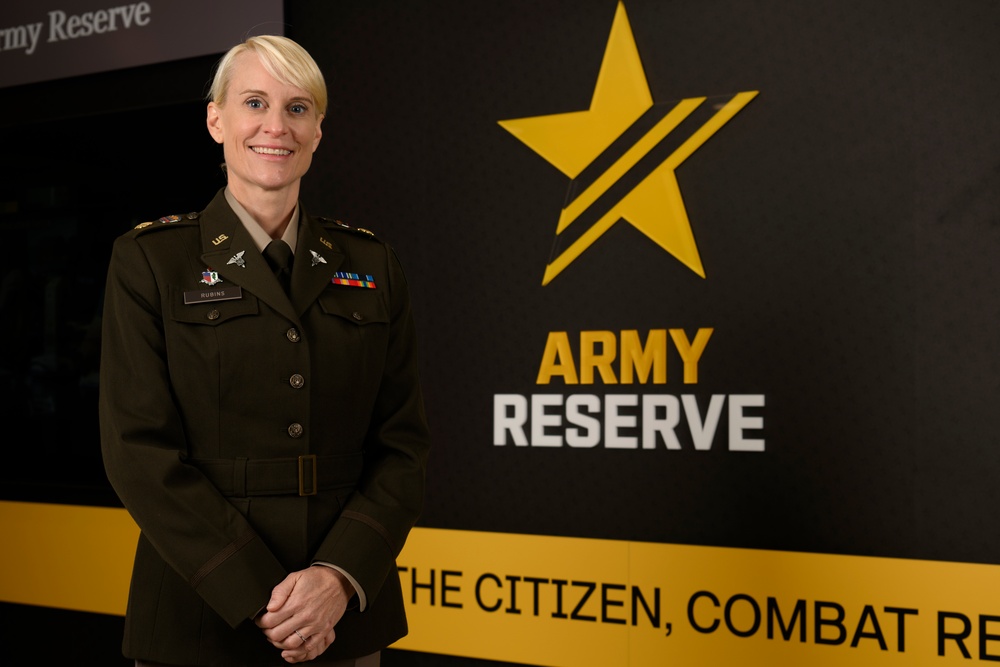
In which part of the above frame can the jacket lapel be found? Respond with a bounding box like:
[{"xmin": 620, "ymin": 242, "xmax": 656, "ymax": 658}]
[
  {"xmin": 197, "ymin": 190, "xmax": 300, "ymax": 323},
  {"xmin": 291, "ymin": 213, "xmax": 345, "ymax": 317}
]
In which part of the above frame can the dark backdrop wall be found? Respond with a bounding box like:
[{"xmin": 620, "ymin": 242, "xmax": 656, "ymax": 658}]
[{"xmin": 293, "ymin": 0, "xmax": 1000, "ymax": 563}]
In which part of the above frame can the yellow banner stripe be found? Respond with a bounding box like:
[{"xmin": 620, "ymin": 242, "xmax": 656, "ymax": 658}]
[
  {"xmin": 396, "ymin": 527, "xmax": 1000, "ymax": 666},
  {"xmin": 5, "ymin": 501, "xmax": 1000, "ymax": 665},
  {"xmin": 0, "ymin": 500, "xmax": 138, "ymax": 615}
]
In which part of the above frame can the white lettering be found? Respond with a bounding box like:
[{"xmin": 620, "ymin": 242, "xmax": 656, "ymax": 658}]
[
  {"xmin": 0, "ymin": 26, "xmax": 28, "ymax": 51},
  {"xmin": 604, "ymin": 394, "xmax": 638, "ymax": 449},
  {"xmin": 27, "ymin": 21, "xmax": 42, "ymax": 54},
  {"xmin": 728, "ymin": 394, "xmax": 766, "ymax": 452},
  {"xmin": 136, "ymin": 2, "xmax": 152, "ymax": 26},
  {"xmin": 683, "ymin": 394, "xmax": 725, "ymax": 451},
  {"xmin": 49, "ymin": 3, "xmax": 152, "ymax": 44},
  {"xmin": 493, "ymin": 393, "xmax": 766, "ymax": 451},
  {"xmin": 48, "ymin": 10, "xmax": 67, "ymax": 41},
  {"xmin": 494, "ymin": 394, "xmax": 528, "ymax": 446},
  {"xmin": 115, "ymin": 4, "xmax": 137, "ymax": 29},
  {"xmin": 531, "ymin": 394, "xmax": 563, "ymax": 447},
  {"xmin": 642, "ymin": 394, "xmax": 681, "ymax": 450},
  {"xmin": 92, "ymin": 9, "xmax": 110, "ymax": 34},
  {"xmin": 112, "ymin": 2, "xmax": 152, "ymax": 30},
  {"xmin": 0, "ymin": 23, "xmax": 43, "ymax": 55},
  {"xmin": 565, "ymin": 394, "xmax": 600, "ymax": 448},
  {"xmin": 67, "ymin": 13, "xmax": 85, "ymax": 38}
]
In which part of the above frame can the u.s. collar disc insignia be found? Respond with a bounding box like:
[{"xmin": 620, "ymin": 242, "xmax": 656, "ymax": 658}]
[{"xmin": 201, "ymin": 269, "xmax": 223, "ymax": 286}]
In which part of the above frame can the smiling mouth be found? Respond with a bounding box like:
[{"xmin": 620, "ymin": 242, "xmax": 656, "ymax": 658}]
[{"xmin": 251, "ymin": 146, "xmax": 292, "ymax": 156}]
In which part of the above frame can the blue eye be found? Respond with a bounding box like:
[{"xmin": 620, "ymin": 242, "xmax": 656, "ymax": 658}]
[
  {"xmin": 290, "ymin": 103, "xmax": 307, "ymax": 114},
  {"xmin": 246, "ymin": 98, "xmax": 264, "ymax": 109}
]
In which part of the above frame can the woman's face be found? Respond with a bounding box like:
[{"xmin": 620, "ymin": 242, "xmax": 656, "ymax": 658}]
[{"xmin": 206, "ymin": 52, "xmax": 323, "ymax": 199}]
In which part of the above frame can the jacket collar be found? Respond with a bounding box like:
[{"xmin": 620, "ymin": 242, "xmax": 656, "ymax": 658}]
[{"xmin": 198, "ymin": 189, "xmax": 346, "ymax": 320}]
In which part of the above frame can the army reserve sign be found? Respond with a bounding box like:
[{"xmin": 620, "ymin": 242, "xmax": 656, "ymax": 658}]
[
  {"xmin": 0, "ymin": 0, "xmax": 283, "ymax": 87},
  {"xmin": 492, "ymin": 2, "xmax": 765, "ymax": 454}
]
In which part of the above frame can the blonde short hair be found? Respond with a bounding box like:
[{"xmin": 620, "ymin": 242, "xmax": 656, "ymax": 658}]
[{"xmin": 209, "ymin": 35, "xmax": 327, "ymax": 116}]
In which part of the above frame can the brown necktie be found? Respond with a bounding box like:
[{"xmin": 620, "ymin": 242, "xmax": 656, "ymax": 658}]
[{"xmin": 263, "ymin": 240, "xmax": 293, "ymax": 294}]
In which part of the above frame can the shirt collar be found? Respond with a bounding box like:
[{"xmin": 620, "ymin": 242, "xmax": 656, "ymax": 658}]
[{"xmin": 224, "ymin": 187, "xmax": 299, "ymax": 253}]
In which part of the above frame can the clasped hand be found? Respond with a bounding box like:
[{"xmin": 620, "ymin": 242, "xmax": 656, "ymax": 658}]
[{"xmin": 255, "ymin": 565, "xmax": 353, "ymax": 663}]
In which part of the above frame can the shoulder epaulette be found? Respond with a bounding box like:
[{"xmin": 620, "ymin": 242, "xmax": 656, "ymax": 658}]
[
  {"xmin": 317, "ymin": 216, "xmax": 380, "ymax": 241},
  {"xmin": 132, "ymin": 211, "xmax": 200, "ymax": 233}
]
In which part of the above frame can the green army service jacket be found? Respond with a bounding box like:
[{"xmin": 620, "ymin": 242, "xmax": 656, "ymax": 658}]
[{"xmin": 99, "ymin": 188, "xmax": 430, "ymax": 665}]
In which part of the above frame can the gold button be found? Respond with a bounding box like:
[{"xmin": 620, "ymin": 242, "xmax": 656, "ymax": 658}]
[
  {"xmin": 286, "ymin": 327, "xmax": 301, "ymax": 342},
  {"xmin": 207, "ymin": 309, "xmax": 220, "ymax": 320},
  {"xmin": 287, "ymin": 423, "xmax": 303, "ymax": 438},
  {"xmin": 352, "ymin": 312, "xmax": 363, "ymax": 321},
  {"xmin": 289, "ymin": 374, "xmax": 305, "ymax": 389}
]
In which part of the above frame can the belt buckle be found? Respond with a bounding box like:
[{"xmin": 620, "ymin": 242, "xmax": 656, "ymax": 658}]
[{"xmin": 298, "ymin": 454, "xmax": 318, "ymax": 496}]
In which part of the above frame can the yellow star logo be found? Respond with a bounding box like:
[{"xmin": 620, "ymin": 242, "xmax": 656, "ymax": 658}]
[{"xmin": 499, "ymin": 2, "xmax": 758, "ymax": 285}]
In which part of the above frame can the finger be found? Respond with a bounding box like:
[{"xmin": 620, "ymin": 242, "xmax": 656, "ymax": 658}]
[
  {"xmin": 282, "ymin": 644, "xmax": 311, "ymax": 664},
  {"xmin": 271, "ymin": 628, "xmax": 304, "ymax": 650},
  {"xmin": 291, "ymin": 623, "xmax": 334, "ymax": 648},
  {"xmin": 266, "ymin": 573, "xmax": 298, "ymax": 613},
  {"xmin": 281, "ymin": 627, "xmax": 334, "ymax": 663},
  {"xmin": 281, "ymin": 637, "xmax": 318, "ymax": 663},
  {"xmin": 259, "ymin": 616, "xmax": 294, "ymax": 643}
]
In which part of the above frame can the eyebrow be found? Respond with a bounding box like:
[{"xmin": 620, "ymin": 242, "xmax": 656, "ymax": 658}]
[{"xmin": 238, "ymin": 88, "xmax": 313, "ymax": 104}]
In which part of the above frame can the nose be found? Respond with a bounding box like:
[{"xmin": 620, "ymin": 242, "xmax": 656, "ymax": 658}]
[{"xmin": 262, "ymin": 107, "xmax": 288, "ymax": 136}]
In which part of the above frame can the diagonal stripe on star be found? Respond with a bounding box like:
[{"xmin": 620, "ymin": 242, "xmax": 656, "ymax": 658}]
[{"xmin": 547, "ymin": 91, "xmax": 757, "ymax": 284}]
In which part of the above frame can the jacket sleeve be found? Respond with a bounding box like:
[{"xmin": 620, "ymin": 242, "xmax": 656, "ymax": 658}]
[
  {"xmin": 99, "ymin": 231, "xmax": 287, "ymax": 628},
  {"xmin": 312, "ymin": 243, "xmax": 431, "ymax": 605}
]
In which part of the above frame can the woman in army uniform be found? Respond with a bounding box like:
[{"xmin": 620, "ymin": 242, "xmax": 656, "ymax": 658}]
[{"xmin": 99, "ymin": 35, "xmax": 430, "ymax": 667}]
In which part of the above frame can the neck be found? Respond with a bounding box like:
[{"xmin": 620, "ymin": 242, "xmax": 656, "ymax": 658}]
[{"xmin": 227, "ymin": 181, "xmax": 299, "ymax": 239}]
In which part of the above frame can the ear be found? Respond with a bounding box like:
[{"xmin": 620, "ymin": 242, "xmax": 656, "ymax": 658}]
[
  {"xmin": 206, "ymin": 102, "xmax": 224, "ymax": 144},
  {"xmin": 311, "ymin": 114, "xmax": 324, "ymax": 153}
]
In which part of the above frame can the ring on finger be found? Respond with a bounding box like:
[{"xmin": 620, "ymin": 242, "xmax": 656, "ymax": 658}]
[{"xmin": 294, "ymin": 629, "xmax": 308, "ymax": 646}]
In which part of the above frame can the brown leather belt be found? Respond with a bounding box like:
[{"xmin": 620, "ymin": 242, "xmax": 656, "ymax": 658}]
[{"xmin": 193, "ymin": 454, "xmax": 362, "ymax": 497}]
